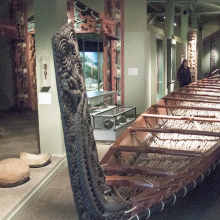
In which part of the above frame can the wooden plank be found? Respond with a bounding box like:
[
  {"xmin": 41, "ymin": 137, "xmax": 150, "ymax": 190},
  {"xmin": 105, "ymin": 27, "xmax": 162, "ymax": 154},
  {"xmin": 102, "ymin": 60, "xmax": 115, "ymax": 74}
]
[
  {"xmin": 128, "ymin": 127, "xmax": 220, "ymax": 137},
  {"xmin": 142, "ymin": 113, "xmax": 220, "ymax": 123},
  {"xmin": 111, "ymin": 145, "xmax": 204, "ymax": 157},
  {"xmin": 171, "ymin": 92, "xmax": 220, "ymax": 98},
  {"xmin": 180, "ymin": 88, "xmax": 220, "ymax": 93},
  {"xmin": 105, "ymin": 175, "xmax": 159, "ymax": 188},
  {"xmin": 201, "ymin": 79, "xmax": 220, "ymax": 82},
  {"xmin": 152, "ymin": 104, "xmax": 220, "ymax": 112},
  {"xmin": 163, "ymin": 97, "xmax": 220, "ymax": 104},
  {"xmin": 102, "ymin": 164, "xmax": 176, "ymax": 176},
  {"xmin": 193, "ymin": 82, "xmax": 220, "ymax": 86},
  {"xmin": 188, "ymin": 85, "xmax": 220, "ymax": 90}
]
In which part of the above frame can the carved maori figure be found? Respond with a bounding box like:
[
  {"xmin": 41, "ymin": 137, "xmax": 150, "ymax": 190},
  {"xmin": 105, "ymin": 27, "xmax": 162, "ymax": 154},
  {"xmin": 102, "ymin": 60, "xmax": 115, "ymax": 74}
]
[
  {"xmin": 210, "ymin": 36, "xmax": 216, "ymax": 73},
  {"xmin": 52, "ymin": 22, "xmax": 129, "ymax": 219},
  {"xmin": 188, "ymin": 29, "xmax": 197, "ymax": 82}
]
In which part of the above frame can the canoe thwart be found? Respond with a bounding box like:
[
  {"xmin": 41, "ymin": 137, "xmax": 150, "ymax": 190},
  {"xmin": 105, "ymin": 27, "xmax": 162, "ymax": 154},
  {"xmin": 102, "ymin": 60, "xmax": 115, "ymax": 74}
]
[
  {"xmin": 102, "ymin": 164, "xmax": 176, "ymax": 176},
  {"xmin": 142, "ymin": 113, "xmax": 220, "ymax": 123},
  {"xmin": 111, "ymin": 145, "xmax": 204, "ymax": 157},
  {"xmin": 105, "ymin": 175, "xmax": 159, "ymax": 188},
  {"xmin": 128, "ymin": 127, "xmax": 220, "ymax": 137}
]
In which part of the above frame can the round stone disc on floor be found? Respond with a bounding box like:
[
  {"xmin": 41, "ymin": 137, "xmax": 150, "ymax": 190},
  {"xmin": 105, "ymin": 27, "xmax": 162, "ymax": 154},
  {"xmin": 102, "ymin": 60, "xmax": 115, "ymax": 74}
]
[{"xmin": 0, "ymin": 158, "xmax": 30, "ymax": 187}]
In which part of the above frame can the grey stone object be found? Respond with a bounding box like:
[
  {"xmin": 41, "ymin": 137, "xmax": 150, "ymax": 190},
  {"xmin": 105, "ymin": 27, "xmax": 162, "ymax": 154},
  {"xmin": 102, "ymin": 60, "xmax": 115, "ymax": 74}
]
[
  {"xmin": 0, "ymin": 158, "xmax": 30, "ymax": 187},
  {"xmin": 20, "ymin": 152, "xmax": 52, "ymax": 168}
]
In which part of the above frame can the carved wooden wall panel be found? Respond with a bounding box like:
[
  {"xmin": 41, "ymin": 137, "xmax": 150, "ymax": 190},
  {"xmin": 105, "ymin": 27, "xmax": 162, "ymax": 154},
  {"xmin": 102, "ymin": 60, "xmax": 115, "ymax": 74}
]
[
  {"xmin": 105, "ymin": 0, "xmax": 124, "ymax": 105},
  {"xmin": 28, "ymin": 33, "xmax": 37, "ymax": 110},
  {"xmin": 188, "ymin": 29, "xmax": 197, "ymax": 82},
  {"xmin": 12, "ymin": 1, "xmax": 30, "ymax": 109},
  {"xmin": 210, "ymin": 36, "xmax": 216, "ymax": 73},
  {"xmin": 67, "ymin": 0, "xmax": 124, "ymax": 105}
]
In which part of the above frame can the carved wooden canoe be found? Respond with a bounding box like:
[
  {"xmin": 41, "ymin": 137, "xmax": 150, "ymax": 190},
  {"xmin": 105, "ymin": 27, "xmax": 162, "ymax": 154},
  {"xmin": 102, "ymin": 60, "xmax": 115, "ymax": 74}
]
[{"xmin": 52, "ymin": 23, "xmax": 220, "ymax": 220}]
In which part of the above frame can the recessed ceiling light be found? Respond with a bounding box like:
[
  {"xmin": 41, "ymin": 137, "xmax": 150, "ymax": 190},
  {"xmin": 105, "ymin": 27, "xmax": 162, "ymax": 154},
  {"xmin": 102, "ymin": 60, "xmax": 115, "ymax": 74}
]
[
  {"xmin": 174, "ymin": 23, "xmax": 177, "ymax": 26},
  {"xmin": 164, "ymin": 17, "xmax": 165, "ymax": 19}
]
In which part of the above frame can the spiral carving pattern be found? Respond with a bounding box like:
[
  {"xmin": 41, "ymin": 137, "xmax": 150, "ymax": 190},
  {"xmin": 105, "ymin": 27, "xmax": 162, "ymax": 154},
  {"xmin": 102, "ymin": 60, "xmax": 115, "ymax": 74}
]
[{"xmin": 52, "ymin": 22, "xmax": 129, "ymax": 219}]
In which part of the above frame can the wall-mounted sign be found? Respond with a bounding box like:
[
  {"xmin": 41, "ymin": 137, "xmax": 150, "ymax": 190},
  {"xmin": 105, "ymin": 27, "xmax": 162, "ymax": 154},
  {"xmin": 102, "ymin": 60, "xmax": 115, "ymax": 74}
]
[
  {"xmin": 128, "ymin": 68, "xmax": 138, "ymax": 75},
  {"xmin": 38, "ymin": 93, "xmax": 51, "ymax": 105}
]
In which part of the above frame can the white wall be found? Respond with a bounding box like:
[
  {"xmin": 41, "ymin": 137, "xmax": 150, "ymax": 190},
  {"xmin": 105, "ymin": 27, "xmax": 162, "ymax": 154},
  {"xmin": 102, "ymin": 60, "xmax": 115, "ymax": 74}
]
[
  {"xmin": 124, "ymin": 0, "xmax": 150, "ymax": 115},
  {"xmin": 34, "ymin": 0, "xmax": 67, "ymax": 155}
]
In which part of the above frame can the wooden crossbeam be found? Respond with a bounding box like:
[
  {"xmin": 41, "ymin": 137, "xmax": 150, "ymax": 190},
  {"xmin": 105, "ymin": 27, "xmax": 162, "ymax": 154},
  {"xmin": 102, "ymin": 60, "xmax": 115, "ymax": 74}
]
[
  {"xmin": 152, "ymin": 104, "xmax": 220, "ymax": 112},
  {"xmin": 142, "ymin": 113, "xmax": 220, "ymax": 123},
  {"xmin": 171, "ymin": 92, "xmax": 220, "ymax": 98},
  {"xmin": 180, "ymin": 88, "xmax": 220, "ymax": 93},
  {"xmin": 193, "ymin": 82, "xmax": 220, "ymax": 86},
  {"xmin": 201, "ymin": 79, "xmax": 220, "ymax": 82},
  {"xmin": 102, "ymin": 164, "xmax": 176, "ymax": 176},
  {"xmin": 207, "ymin": 75, "xmax": 220, "ymax": 78},
  {"xmin": 188, "ymin": 85, "xmax": 220, "ymax": 90},
  {"xmin": 111, "ymin": 145, "xmax": 204, "ymax": 157},
  {"xmin": 106, "ymin": 176, "xmax": 159, "ymax": 188},
  {"xmin": 163, "ymin": 97, "xmax": 220, "ymax": 104},
  {"xmin": 128, "ymin": 127, "xmax": 220, "ymax": 137}
]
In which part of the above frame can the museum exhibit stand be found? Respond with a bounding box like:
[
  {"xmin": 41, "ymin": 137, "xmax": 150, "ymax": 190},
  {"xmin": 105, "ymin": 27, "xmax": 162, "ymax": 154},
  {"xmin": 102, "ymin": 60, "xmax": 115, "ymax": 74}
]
[{"xmin": 87, "ymin": 91, "xmax": 136, "ymax": 141}]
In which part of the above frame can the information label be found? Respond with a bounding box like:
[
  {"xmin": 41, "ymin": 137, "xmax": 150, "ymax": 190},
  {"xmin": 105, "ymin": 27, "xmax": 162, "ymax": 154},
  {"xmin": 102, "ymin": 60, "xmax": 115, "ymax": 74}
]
[
  {"xmin": 128, "ymin": 68, "xmax": 138, "ymax": 75},
  {"xmin": 39, "ymin": 93, "xmax": 51, "ymax": 105}
]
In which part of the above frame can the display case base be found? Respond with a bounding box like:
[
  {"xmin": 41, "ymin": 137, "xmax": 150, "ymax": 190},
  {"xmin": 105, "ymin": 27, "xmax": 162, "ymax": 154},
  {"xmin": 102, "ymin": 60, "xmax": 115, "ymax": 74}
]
[{"xmin": 93, "ymin": 119, "xmax": 135, "ymax": 141}]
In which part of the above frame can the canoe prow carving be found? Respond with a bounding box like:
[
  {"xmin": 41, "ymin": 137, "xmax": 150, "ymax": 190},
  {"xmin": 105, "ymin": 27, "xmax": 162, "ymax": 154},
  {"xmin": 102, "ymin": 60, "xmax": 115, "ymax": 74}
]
[{"xmin": 52, "ymin": 22, "xmax": 129, "ymax": 219}]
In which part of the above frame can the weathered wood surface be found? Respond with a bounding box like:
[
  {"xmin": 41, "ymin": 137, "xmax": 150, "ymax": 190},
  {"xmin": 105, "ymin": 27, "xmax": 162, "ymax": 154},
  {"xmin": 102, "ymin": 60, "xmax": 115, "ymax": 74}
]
[
  {"xmin": 128, "ymin": 127, "xmax": 220, "ymax": 137},
  {"xmin": 142, "ymin": 113, "xmax": 220, "ymax": 123},
  {"xmin": 179, "ymin": 88, "xmax": 220, "ymax": 93},
  {"xmin": 187, "ymin": 85, "xmax": 220, "ymax": 90},
  {"xmin": 171, "ymin": 92, "xmax": 220, "ymax": 98},
  {"xmin": 111, "ymin": 145, "xmax": 204, "ymax": 157},
  {"xmin": 163, "ymin": 97, "xmax": 220, "ymax": 104},
  {"xmin": 153, "ymin": 104, "xmax": 220, "ymax": 112},
  {"xmin": 106, "ymin": 175, "xmax": 159, "ymax": 188},
  {"xmin": 102, "ymin": 164, "xmax": 176, "ymax": 176}
]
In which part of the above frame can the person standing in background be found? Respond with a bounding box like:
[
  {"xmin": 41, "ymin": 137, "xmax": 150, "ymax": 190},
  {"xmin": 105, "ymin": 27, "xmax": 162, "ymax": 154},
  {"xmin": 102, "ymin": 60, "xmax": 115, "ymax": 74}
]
[{"xmin": 177, "ymin": 59, "xmax": 191, "ymax": 87}]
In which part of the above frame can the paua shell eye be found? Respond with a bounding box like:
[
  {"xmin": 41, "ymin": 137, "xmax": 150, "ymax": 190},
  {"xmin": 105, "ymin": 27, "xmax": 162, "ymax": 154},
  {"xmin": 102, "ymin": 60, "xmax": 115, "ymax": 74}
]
[{"xmin": 63, "ymin": 82, "xmax": 69, "ymax": 87}]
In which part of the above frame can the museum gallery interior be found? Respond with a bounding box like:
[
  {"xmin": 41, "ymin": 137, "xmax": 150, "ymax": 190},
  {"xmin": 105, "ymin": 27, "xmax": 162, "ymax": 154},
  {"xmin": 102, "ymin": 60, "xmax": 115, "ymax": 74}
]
[{"xmin": 2, "ymin": 0, "xmax": 220, "ymax": 219}]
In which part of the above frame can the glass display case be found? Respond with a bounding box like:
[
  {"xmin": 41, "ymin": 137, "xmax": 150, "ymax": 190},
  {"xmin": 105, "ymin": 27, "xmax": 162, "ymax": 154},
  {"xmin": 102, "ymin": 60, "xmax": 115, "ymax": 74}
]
[
  {"xmin": 93, "ymin": 106, "xmax": 136, "ymax": 131},
  {"xmin": 92, "ymin": 106, "xmax": 136, "ymax": 141},
  {"xmin": 77, "ymin": 33, "xmax": 103, "ymax": 92},
  {"xmin": 87, "ymin": 91, "xmax": 116, "ymax": 114}
]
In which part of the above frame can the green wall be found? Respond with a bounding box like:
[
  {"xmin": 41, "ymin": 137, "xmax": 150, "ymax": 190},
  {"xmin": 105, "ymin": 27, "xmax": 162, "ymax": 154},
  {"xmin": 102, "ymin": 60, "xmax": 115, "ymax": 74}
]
[{"xmin": 202, "ymin": 40, "xmax": 211, "ymax": 76}]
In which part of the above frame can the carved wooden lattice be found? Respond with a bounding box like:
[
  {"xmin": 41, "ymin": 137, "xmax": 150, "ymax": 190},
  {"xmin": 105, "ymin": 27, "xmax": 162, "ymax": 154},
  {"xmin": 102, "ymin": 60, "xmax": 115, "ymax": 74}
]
[
  {"xmin": 52, "ymin": 22, "xmax": 129, "ymax": 219},
  {"xmin": 28, "ymin": 33, "xmax": 37, "ymax": 110},
  {"xmin": 67, "ymin": 0, "xmax": 125, "ymax": 105},
  {"xmin": 188, "ymin": 29, "xmax": 197, "ymax": 82},
  {"xmin": 210, "ymin": 36, "xmax": 216, "ymax": 73},
  {"xmin": 11, "ymin": 1, "xmax": 30, "ymax": 108},
  {"xmin": 105, "ymin": 0, "xmax": 125, "ymax": 105}
]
